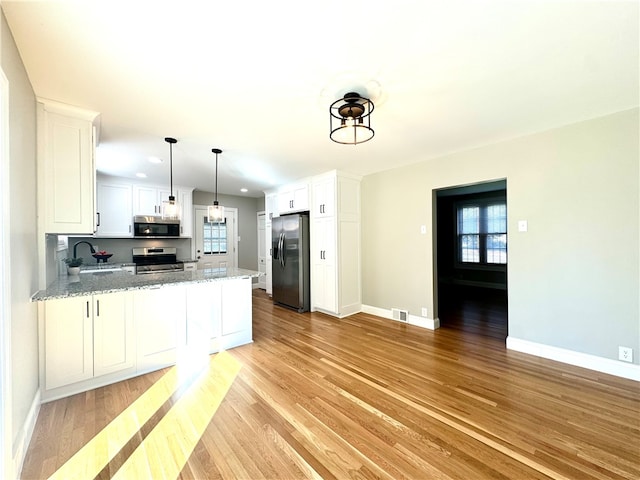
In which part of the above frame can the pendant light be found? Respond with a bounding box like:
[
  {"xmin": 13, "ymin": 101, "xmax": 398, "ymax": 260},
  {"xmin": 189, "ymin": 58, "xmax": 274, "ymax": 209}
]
[
  {"xmin": 329, "ymin": 91, "xmax": 374, "ymax": 145},
  {"xmin": 207, "ymin": 148, "xmax": 224, "ymax": 223},
  {"xmin": 161, "ymin": 137, "xmax": 181, "ymax": 220}
]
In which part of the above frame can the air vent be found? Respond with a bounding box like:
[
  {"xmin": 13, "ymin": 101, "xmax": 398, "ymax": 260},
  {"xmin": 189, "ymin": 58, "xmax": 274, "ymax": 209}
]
[{"xmin": 391, "ymin": 308, "xmax": 408, "ymax": 322}]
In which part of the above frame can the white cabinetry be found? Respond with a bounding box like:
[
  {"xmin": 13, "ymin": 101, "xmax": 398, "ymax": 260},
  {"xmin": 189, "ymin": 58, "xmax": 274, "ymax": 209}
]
[
  {"xmin": 264, "ymin": 192, "xmax": 278, "ymax": 295},
  {"xmin": 177, "ymin": 188, "xmax": 193, "ymax": 237},
  {"xmin": 39, "ymin": 276, "xmax": 253, "ymax": 401},
  {"xmin": 96, "ymin": 181, "xmax": 133, "ymax": 237},
  {"xmin": 257, "ymin": 212, "xmax": 267, "ymax": 290},
  {"xmin": 134, "ymin": 285, "xmax": 187, "ymax": 373},
  {"xmin": 278, "ymin": 182, "xmax": 310, "ymax": 214},
  {"xmin": 221, "ymin": 277, "xmax": 252, "ymax": 347},
  {"xmin": 133, "ymin": 185, "xmax": 171, "ymax": 216},
  {"xmin": 312, "ymin": 217, "xmax": 337, "ymax": 312},
  {"xmin": 43, "ymin": 291, "xmax": 133, "ymax": 392},
  {"xmin": 185, "ymin": 277, "xmax": 252, "ymax": 354},
  {"xmin": 132, "ymin": 184, "xmax": 193, "ymax": 237},
  {"xmin": 310, "ymin": 171, "xmax": 361, "ymax": 317},
  {"xmin": 37, "ymin": 99, "xmax": 100, "ymax": 234}
]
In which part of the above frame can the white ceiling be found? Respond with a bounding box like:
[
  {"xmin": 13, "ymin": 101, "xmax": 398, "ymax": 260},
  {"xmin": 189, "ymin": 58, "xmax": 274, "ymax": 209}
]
[{"xmin": 3, "ymin": 0, "xmax": 638, "ymax": 198}]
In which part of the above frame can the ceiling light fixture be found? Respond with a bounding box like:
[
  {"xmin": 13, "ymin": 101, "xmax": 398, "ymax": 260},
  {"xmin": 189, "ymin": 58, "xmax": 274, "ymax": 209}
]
[
  {"xmin": 207, "ymin": 148, "xmax": 224, "ymax": 223},
  {"xmin": 161, "ymin": 137, "xmax": 180, "ymax": 220},
  {"xmin": 329, "ymin": 91, "xmax": 374, "ymax": 145}
]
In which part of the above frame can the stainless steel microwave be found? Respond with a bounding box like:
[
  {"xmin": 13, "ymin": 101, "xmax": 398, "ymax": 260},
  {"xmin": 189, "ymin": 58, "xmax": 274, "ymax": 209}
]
[{"xmin": 133, "ymin": 216, "xmax": 180, "ymax": 238}]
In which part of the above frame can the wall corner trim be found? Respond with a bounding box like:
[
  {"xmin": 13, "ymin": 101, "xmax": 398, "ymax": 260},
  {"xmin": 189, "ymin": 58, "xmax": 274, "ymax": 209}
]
[
  {"xmin": 362, "ymin": 305, "xmax": 439, "ymax": 330},
  {"xmin": 506, "ymin": 337, "xmax": 640, "ymax": 382}
]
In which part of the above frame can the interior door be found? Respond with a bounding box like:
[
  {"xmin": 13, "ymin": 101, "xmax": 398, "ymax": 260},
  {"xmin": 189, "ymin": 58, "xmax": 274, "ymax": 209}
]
[{"xmin": 194, "ymin": 206, "xmax": 237, "ymax": 270}]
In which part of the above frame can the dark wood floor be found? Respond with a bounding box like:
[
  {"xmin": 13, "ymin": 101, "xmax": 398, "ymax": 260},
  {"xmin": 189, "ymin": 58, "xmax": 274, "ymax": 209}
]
[
  {"xmin": 438, "ymin": 284, "xmax": 508, "ymax": 340},
  {"xmin": 22, "ymin": 289, "xmax": 640, "ymax": 479}
]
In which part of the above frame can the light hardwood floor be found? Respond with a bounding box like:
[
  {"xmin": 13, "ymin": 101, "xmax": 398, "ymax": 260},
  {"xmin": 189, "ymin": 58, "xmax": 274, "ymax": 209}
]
[{"xmin": 22, "ymin": 289, "xmax": 640, "ymax": 479}]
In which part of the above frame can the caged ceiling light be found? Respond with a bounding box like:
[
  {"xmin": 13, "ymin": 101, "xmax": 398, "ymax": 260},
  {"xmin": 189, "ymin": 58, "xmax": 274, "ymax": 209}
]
[
  {"xmin": 207, "ymin": 148, "xmax": 224, "ymax": 223},
  {"xmin": 161, "ymin": 137, "xmax": 180, "ymax": 220},
  {"xmin": 329, "ymin": 91, "xmax": 374, "ymax": 145}
]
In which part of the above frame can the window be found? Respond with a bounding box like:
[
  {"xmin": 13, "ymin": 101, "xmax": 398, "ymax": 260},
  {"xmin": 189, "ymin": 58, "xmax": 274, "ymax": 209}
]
[
  {"xmin": 203, "ymin": 217, "xmax": 227, "ymax": 254},
  {"xmin": 457, "ymin": 201, "xmax": 507, "ymax": 264}
]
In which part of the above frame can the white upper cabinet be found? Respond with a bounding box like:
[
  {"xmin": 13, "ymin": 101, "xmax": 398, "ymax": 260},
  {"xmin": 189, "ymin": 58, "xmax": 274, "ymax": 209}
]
[
  {"xmin": 278, "ymin": 181, "xmax": 310, "ymax": 214},
  {"xmin": 96, "ymin": 181, "xmax": 133, "ymax": 237},
  {"xmin": 133, "ymin": 185, "xmax": 169, "ymax": 216},
  {"xmin": 177, "ymin": 187, "xmax": 193, "ymax": 237},
  {"xmin": 38, "ymin": 99, "xmax": 100, "ymax": 234},
  {"xmin": 96, "ymin": 177, "xmax": 193, "ymax": 238},
  {"xmin": 312, "ymin": 175, "xmax": 336, "ymax": 218},
  {"xmin": 265, "ymin": 192, "xmax": 278, "ymax": 224}
]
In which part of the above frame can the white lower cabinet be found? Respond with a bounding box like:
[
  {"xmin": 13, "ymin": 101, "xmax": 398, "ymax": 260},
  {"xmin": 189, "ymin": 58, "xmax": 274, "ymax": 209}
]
[
  {"xmin": 185, "ymin": 277, "xmax": 252, "ymax": 353},
  {"xmin": 134, "ymin": 285, "xmax": 187, "ymax": 373},
  {"xmin": 221, "ymin": 278, "xmax": 252, "ymax": 345},
  {"xmin": 186, "ymin": 282, "xmax": 222, "ymax": 354},
  {"xmin": 40, "ymin": 278, "xmax": 252, "ymax": 400},
  {"xmin": 43, "ymin": 291, "xmax": 133, "ymax": 391}
]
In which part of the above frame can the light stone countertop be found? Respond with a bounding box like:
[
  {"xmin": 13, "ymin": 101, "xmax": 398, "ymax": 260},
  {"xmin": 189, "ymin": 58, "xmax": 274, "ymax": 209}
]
[{"xmin": 32, "ymin": 267, "xmax": 263, "ymax": 301}]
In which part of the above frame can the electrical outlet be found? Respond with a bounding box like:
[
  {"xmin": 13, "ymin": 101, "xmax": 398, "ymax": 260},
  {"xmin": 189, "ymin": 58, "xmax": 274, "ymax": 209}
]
[
  {"xmin": 618, "ymin": 346, "xmax": 633, "ymax": 363},
  {"xmin": 421, "ymin": 307, "xmax": 427, "ymax": 317}
]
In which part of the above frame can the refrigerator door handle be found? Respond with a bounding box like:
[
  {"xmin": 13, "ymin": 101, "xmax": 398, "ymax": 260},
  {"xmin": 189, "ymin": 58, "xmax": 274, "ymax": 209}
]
[{"xmin": 280, "ymin": 233, "xmax": 286, "ymax": 267}]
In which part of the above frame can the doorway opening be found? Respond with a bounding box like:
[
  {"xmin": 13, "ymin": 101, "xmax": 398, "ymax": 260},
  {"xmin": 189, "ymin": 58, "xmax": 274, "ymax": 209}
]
[{"xmin": 435, "ymin": 180, "xmax": 508, "ymax": 340}]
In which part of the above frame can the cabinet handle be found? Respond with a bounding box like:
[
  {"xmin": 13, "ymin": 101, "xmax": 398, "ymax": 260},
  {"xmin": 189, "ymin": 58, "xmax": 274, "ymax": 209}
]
[
  {"xmin": 96, "ymin": 299, "xmax": 100, "ymax": 316},
  {"xmin": 129, "ymin": 225, "xmax": 131, "ymax": 233},
  {"xmin": 96, "ymin": 212, "xmax": 101, "ymax": 227},
  {"xmin": 86, "ymin": 301, "xmax": 90, "ymax": 318}
]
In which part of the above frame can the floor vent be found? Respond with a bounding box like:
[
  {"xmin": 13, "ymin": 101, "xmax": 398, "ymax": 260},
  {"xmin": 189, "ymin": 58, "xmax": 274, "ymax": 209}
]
[{"xmin": 391, "ymin": 308, "xmax": 408, "ymax": 322}]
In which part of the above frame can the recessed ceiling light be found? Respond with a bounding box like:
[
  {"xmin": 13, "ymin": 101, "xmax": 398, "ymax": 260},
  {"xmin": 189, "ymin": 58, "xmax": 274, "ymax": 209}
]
[
  {"xmin": 148, "ymin": 156, "xmax": 162, "ymax": 164},
  {"xmin": 136, "ymin": 172, "xmax": 147, "ymax": 178},
  {"xmin": 240, "ymin": 188, "xmax": 248, "ymax": 193}
]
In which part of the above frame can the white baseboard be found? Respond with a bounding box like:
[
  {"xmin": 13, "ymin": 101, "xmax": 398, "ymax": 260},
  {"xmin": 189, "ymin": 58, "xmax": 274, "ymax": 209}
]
[
  {"xmin": 362, "ymin": 304, "xmax": 439, "ymax": 330},
  {"xmin": 507, "ymin": 337, "xmax": 640, "ymax": 381},
  {"xmin": 12, "ymin": 388, "xmax": 40, "ymax": 478}
]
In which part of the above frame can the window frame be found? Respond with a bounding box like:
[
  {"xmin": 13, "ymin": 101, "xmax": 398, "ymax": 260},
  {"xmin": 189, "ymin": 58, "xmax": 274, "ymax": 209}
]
[
  {"xmin": 455, "ymin": 197, "xmax": 507, "ymax": 268},
  {"xmin": 202, "ymin": 217, "xmax": 228, "ymax": 255}
]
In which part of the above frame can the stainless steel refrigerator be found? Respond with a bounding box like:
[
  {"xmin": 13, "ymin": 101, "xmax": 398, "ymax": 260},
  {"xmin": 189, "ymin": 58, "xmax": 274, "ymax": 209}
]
[{"xmin": 272, "ymin": 212, "xmax": 310, "ymax": 312}]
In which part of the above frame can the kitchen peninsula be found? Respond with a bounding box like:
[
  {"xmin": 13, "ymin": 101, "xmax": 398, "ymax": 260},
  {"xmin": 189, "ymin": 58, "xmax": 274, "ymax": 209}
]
[{"xmin": 32, "ymin": 267, "xmax": 262, "ymax": 401}]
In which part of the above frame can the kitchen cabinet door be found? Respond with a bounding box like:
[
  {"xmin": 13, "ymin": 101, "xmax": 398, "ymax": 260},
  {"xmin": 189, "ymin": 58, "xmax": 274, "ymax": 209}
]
[
  {"xmin": 278, "ymin": 182, "xmax": 310, "ymax": 214},
  {"xmin": 133, "ymin": 185, "xmax": 162, "ymax": 216},
  {"xmin": 96, "ymin": 181, "xmax": 133, "ymax": 237},
  {"xmin": 221, "ymin": 277, "xmax": 252, "ymax": 349},
  {"xmin": 186, "ymin": 282, "xmax": 222, "ymax": 356},
  {"xmin": 178, "ymin": 187, "xmax": 193, "ymax": 237},
  {"xmin": 44, "ymin": 296, "xmax": 93, "ymax": 390},
  {"xmin": 312, "ymin": 176, "xmax": 335, "ymax": 218},
  {"xmin": 135, "ymin": 285, "xmax": 187, "ymax": 373},
  {"xmin": 312, "ymin": 217, "xmax": 337, "ymax": 313},
  {"xmin": 257, "ymin": 212, "xmax": 267, "ymax": 290},
  {"xmin": 93, "ymin": 292, "xmax": 134, "ymax": 377},
  {"xmin": 38, "ymin": 101, "xmax": 99, "ymax": 234},
  {"xmin": 265, "ymin": 192, "xmax": 278, "ymax": 223}
]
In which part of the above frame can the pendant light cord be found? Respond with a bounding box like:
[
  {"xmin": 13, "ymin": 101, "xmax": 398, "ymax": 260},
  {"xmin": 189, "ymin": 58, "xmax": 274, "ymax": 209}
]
[
  {"xmin": 169, "ymin": 142, "xmax": 174, "ymax": 197},
  {"xmin": 215, "ymin": 152, "xmax": 218, "ymax": 203}
]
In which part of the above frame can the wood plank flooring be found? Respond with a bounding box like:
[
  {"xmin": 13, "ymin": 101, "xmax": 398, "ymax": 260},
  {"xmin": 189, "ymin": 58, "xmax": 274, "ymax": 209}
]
[{"xmin": 22, "ymin": 289, "xmax": 640, "ymax": 479}]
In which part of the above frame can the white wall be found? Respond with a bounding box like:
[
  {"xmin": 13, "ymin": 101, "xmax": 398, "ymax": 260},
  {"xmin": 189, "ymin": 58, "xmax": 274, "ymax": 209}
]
[
  {"xmin": 1, "ymin": 7, "xmax": 39, "ymax": 477},
  {"xmin": 361, "ymin": 109, "xmax": 639, "ymax": 364}
]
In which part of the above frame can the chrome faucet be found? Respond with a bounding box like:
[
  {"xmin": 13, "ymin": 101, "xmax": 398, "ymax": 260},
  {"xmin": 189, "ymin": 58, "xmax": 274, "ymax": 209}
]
[{"xmin": 73, "ymin": 240, "xmax": 96, "ymax": 259}]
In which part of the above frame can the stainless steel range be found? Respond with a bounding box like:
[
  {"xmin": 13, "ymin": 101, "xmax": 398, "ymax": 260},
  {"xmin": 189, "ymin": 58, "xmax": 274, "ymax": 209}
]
[{"xmin": 132, "ymin": 247, "xmax": 184, "ymax": 274}]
